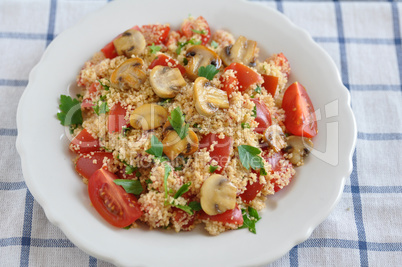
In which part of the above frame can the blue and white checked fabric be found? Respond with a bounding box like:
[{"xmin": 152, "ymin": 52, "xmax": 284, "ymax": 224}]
[{"xmin": 1, "ymin": 0, "xmax": 401, "ymax": 266}]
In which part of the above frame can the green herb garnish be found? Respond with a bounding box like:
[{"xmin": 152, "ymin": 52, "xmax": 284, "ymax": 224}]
[
  {"xmin": 145, "ymin": 135, "xmax": 163, "ymax": 158},
  {"xmin": 209, "ymin": 165, "xmax": 218, "ymax": 173},
  {"xmin": 251, "ymin": 105, "xmax": 257, "ymax": 118},
  {"xmin": 173, "ymin": 182, "xmax": 191, "ymax": 199},
  {"xmin": 164, "ymin": 164, "xmax": 172, "ymax": 203},
  {"xmin": 93, "ymin": 101, "xmax": 109, "ymax": 115},
  {"xmin": 211, "ymin": 40, "xmax": 219, "ymax": 49},
  {"xmin": 98, "ymin": 79, "xmax": 109, "ymax": 91},
  {"xmin": 198, "ymin": 65, "xmax": 219, "ymax": 80},
  {"xmin": 188, "ymin": 201, "xmax": 202, "ymax": 211},
  {"xmin": 149, "ymin": 43, "xmax": 162, "ymax": 54},
  {"xmin": 241, "ymin": 122, "xmax": 250, "ymax": 129},
  {"xmin": 168, "ymin": 107, "xmax": 189, "ymax": 139},
  {"xmin": 254, "ymin": 85, "xmax": 262, "ymax": 94},
  {"xmin": 176, "ymin": 38, "xmax": 202, "ymax": 55},
  {"xmin": 114, "ymin": 179, "xmax": 143, "ymax": 195},
  {"xmin": 237, "ymin": 145, "xmax": 267, "ymax": 174},
  {"xmin": 239, "ymin": 207, "xmax": 261, "ymax": 234},
  {"xmin": 191, "ymin": 29, "xmax": 207, "ymax": 35},
  {"xmin": 57, "ymin": 95, "xmax": 83, "ymax": 126}
]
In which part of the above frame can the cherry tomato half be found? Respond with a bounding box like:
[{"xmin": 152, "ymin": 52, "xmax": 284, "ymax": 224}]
[
  {"xmin": 75, "ymin": 151, "xmax": 114, "ymax": 180},
  {"xmin": 261, "ymin": 74, "xmax": 279, "ymax": 97},
  {"xmin": 69, "ymin": 128, "xmax": 100, "ymax": 154},
  {"xmin": 148, "ymin": 54, "xmax": 186, "ymax": 75},
  {"xmin": 250, "ymin": 98, "xmax": 272, "ymax": 134},
  {"xmin": 108, "ymin": 102, "xmax": 128, "ymax": 134},
  {"xmin": 199, "ymin": 133, "xmax": 233, "ymax": 174},
  {"xmin": 198, "ymin": 205, "xmax": 243, "ymax": 225},
  {"xmin": 282, "ymin": 82, "xmax": 317, "ymax": 138},
  {"xmin": 101, "ymin": 41, "xmax": 118, "ymax": 59},
  {"xmin": 220, "ymin": 74, "xmax": 239, "ymax": 98},
  {"xmin": 180, "ymin": 16, "xmax": 211, "ymax": 45},
  {"xmin": 225, "ymin": 63, "xmax": 263, "ymax": 92},
  {"xmin": 140, "ymin": 24, "xmax": 170, "ymax": 45},
  {"xmin": 88, "ymin": 169, "xmax": 142, "ymax": 228},
  {"xmin": 239, "ymin": 173, "xmax": 264, "ymax": 203}
]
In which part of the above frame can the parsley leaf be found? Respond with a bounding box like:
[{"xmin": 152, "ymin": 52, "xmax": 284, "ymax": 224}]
[
  {"xmin": 93, "ymin": 101, "xmax": 109, "ymax": 115},
  {"xmin": 189, "ymin": 38, "xmax": 202, "ymax": 45},
  {"xmin": 98, "ymin": 79, "xmax": 109, "ymax": 91},
  {"xmin": 209, "ymin": 165, "xmax": 218, "ymax": 173},
  {"xmin": 254, "ymin": 85, "xmax": 262, "ymax": 94},
  {"xmin": 114, "ymin": 179, "xmax": 143, "ymax": 195},
  {"xmin": 173, "ymin": 182, "xmax": 191, "ymax": 199},
  {"xmin": 211, "ymin": 40, "xmax": 219, "ymax": 49},
  {"xmin": 251, "ymin": 105, "xmax": 257, "ymax": 118},
  {"xmin": 168, "ymin": 106, "xmax": 189, "ymax": 139},
  {"xmin": 149, "ymin": 43, "xmax": 162, "ymax": 54},
  {"xmin": 191, "ymin": 29, "xmax": 207, "ymax": 35},
  {"xmin": 176, "ymin": 38, "xmax": 202, "ymax": 55},
  {"xmin": 125, "ymin": 165, "xmax": 137, "ymax": 175},
  {"xmin": 188, "ymin": 201, "xmax": 202, "ymax": 211},
  {"xmin": 198, "ymin": 65, "xmax": 219, "ymax": 80},
  {"xmin": 239, "ymin": 207, "xmax": 261, "ymax": 234},
  {"xmin": 57, "ymin": 95, "xmax": 83, "ymax": 126},
  {"xmin": 174, "ymin": 204, "xmax": 194, "ymax": 215},
  {"xmin": 145, "ymin": 135, "xmax": 163, "ymax": 158},
  {"xmin": 241, "ymin": 122, "xmax": 250, "ymax": 129},
  {"xmin": 237, "ymin": 145, "xmax": 267, "ymax": 174}
]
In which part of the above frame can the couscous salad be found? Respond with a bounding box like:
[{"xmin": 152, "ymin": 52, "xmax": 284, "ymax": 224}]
[{"xmin": 57, "ymin": 16, "xmax": 317, "ymax": 235}]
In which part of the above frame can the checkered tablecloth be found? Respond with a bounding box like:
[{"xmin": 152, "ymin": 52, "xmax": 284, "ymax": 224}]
[{"xmin": 1, "ymin": 0, "xmax": 401, "ymax": 266}]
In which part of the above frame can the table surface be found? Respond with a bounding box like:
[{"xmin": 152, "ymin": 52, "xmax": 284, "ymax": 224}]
[{"xmin": 1, "ymin": 0, "xmax": 401, "ymax": 266}]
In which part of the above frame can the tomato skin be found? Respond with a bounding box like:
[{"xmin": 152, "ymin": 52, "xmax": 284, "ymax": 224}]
[
  {"xmin": 198, "ymin": 205, "xmax": 243, "ymax": 225},
  {"xmin": 108, "ymin": 102, "xmax": 128, "ymax": 134},
  {"xmin": 140, "ymin": 24, "xmax": 170, "ymax": 45},
  {"xmin": 239, "ymin": 175, "xmax": 263, "ymax": 203},
  {"xmin": 261, "ymin": 74, "xmax": 279, "ymax": 96},
  {"xmin": 220, "ymin": 75, "xmax": 238, "ymax": 98},
  {"xmin": 75, "ymin": 151, "xmax": 114, "ymax": 179},
  {"xmin": 225, "ymin": 63, "xmax": 263, "ymax": 92},
  {"xmin": 101, "ymin": 41, "xmax": 118, "ymax": 59},
  {"xmin": 181, "ymin": 16, "xmax": 211, "ymax": 45},
  {"xmin": 81, "ymin": 98, "xmax": 94, "ymax": 108},
  {"xmin": 282, "ymin": 82, "xmax": 317, "ymax": 138},
  {"xmin": 88, "ymin": 169, "xmax": 142, "ymax": 228},
  {"xmin": 264, "ymin": 151, "xmax": 294, "ymax": 192},
  {"xmin": 172, "ymin": 208, "xmax": 196, "ymax": 231},
  {"xmin": 148, "ymin": 54, "xmax": 186, "ymax": 75},
  {"xmin": 250, "ymin": 98, "xmax": 272, "ymax": 134},
  {"xmin": 199, "ymin": 133, "xmax": 233, "ymax": 174},
  {"xmin": 70, "ymin": 129, "xmax": 100, "ymax": 154}
]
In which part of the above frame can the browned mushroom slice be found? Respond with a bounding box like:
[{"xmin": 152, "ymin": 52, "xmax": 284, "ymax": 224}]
[
  {"xmin": 149, "ymin": 65, "xmax": 187, "ymax": 98},
  {"xmin": 263, "ymin": 125, "xmax": 287, "ymax": 152},
  {"xmin": 110, "ymin": 57, "xmax": 147, "ymax": 90},
  {"xmin": 129, "ymin": 103, "xmax": 168, "ymax": 130},
  {"xmin": 193, "ymin": 77, "xmax": 229, "ymax": 117},
  {"xmin": 162, "ymin": 129, "xmax": 198, "ymax": 160},
  {"xmin": 113, "ymin": 29, "xmax": 146, "ymax": 57},
  {"xmin": 283, "ymin": 136, "xmax": 314, "ymax": 166},
  {"xmin": 200, "ymin": 174, "xmax": 237, "ymax": 216},
  {"xmin": 221, "ymin": 35, "xmax": 257, "ymax": 67},
  {"xmin": 184, "ymin": 45, "xmax": 222, "ymax": 80}
]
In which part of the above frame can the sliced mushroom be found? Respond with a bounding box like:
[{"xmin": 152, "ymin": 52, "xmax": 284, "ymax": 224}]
[
  {"xmin": 113, "ymin": 29, "xmax": 146, "ymax": 57},
  {"xmin": 193, "ymin": 77, "xmax": 229, "ymax": 116},
  {"xmin": 129, "ymin": 103, "xmax": 168, "ymax": 130},
  {"xmin": 221, "ymin": 35, "xmax": 257, "ymax": 67},
  {"xmin": 184, "ymin": 45, "xmax": 222, "ymax": 80},
  {"xmin": 263, "ymin": 125, "xmax": 287, "ymax": 152},
  {"xmin": 149, "ymin": 65, "xmax": 187, "ymax": 98},
  {"xmin": 110, "ymin": 57, "xmax": 147, "ymax": 90},
  {"xmin": 200, "ymin": 174, "xmax": 237, "ymax": 216},
  {"xmin": 162, "ymin": 129, "xmax": 198, "ymax": 160},
  {"xmin": 283, "ymin": 136, "xmax": 314, "ymax": 166}
]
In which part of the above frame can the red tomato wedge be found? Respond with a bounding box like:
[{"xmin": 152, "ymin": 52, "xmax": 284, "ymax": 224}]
[
  {"xmin": 199, "ymin": 133, "xmax": 233, "ymax": 174},
  {"xmin": 265, "ymin": 151, "xmax": 294, "ymax": 192},
  {"xmin": 239, "ymin": 173, "xmax": 264, "ymax": 203},
  {"xmin": 198, "ymin": 205, "xmax": 243, "ymax": 225},
  {"xmin": 172, "ymin": 208, "xmax": 196, "ymax": 231},
  {"xmin": 69, "ymin": 129, "xmax": 100, "ymax": 154},
  {"xmin": 261, "ymin": 74, "xmax": 279, "ymax": 96},
  {"xmin": 282, "ymin": 82, "xmax": 317, "ymax": 138},
  {"xmin": 225, "ymin": 63, "xmax": 263, "ymax": 92},
  {"xmin": 81, "ymin": 98, "xmax": 94, "ymax": 109},
  {"xmin": 101, "ymin": 41, "xmax": 118, "ymax": 59},
  {"xmin": 250, "ymin": 98, "xmax": 272, "ymax": 134},
  {"xmin": 220, "ymin": 75, "xmax": 239, "ymax": 98},
  {"xmin": 108, "ymin": 102, "xmax": 128, "ymax": 134},
  {"xmin": 148, "ymin": 54, "xmax": 186, "ymax": 75},
  {"xmin": 75, "ymin": 151, "xmax": 114, "ymax": 180},
  {"xmin": 140, "ymin": 24, "xmax": 170, "ymax": 45},
  {"xmin": 88, "ymin": 169, "xmax": 142, "ymax": 228},
  {"xmin": 180, "ymin": 16, "xmax": 211, "ymax": 45}
]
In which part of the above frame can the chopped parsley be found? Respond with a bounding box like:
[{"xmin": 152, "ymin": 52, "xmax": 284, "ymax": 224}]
[
  {"xmin": 57, "ymin": 95, "xmax": 83, "ymax": 126},
  {"xmin": 188, "ymin": 201, "xmax": 202, "ymax": 211},
  {"xmin": 211, "ymin": 40, "xmax": 219, "ymax": 49},
  {"xmin": 209, "ymin": 165, "xmax": 218, "ymax": 173},
  {"xmin": 173, "ymin": 182, "xmax": 191, "ymax": 199},
  {"xmin": 168, "ymin": 106, "xmax": 189, "ymax": 139},
  {"xmin": 176, "ymin": 38, "xmax": 202, "ymax": 55},
  {"xmin": 93, "ymin": 101, "xmax": 109, "ymax": 115},
  {"xmin": 191, "ymin": 29, "xmax": 207, "ymax": 35},
  {"xmin": 254, "ymin": 85, "xmax": 262, "ymax": 94},
  {"xmin": 251, "ymin": 105, "xmax": 257, "ymax": 118},
  {"xmin": 174, "ymin": 165, "xmax": 184, "ymax": 171},
  {"xmin": 183, "ymin": 58, "xmax": 188, "ymax": 66},
  {"xmin": 145, "ymin": 135, "xmax": 163, "ymax": 158},
  {"xmin": 158, "ymin": 98, "xmax": 172, "ymax": 106},
  {"xmin": 149, "ymin": 43, "xmax": 162, "ymax": 54},
  {"xmin": 241, "ymin": 122, "xmax": 250, "ymax": 129},
  {"xmin": 163, "ymin": 164, "xmax": 172, "ymax": 204},
  {"xmin": 239, "ymin": 207, "xmax": 261, "ymax": 234},
  {"xmin": 98, "ymin": 79, "xmax": 109, "ymax": 91},
  {"xmin": 114, "ymin": 179, "xmax": 143, "ymax": 195},
  {"xmin": 198, "ymin": 64, "xmax": 219, "ymax": 80},
  {"xmin": 237, "ymin": 145, "xmax": 267, "ymax": 175}
]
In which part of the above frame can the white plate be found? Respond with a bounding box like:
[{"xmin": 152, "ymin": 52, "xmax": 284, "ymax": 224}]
[{"xmin": 16, "ymin": 0, "xmax": 356, "ymax": 266}]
